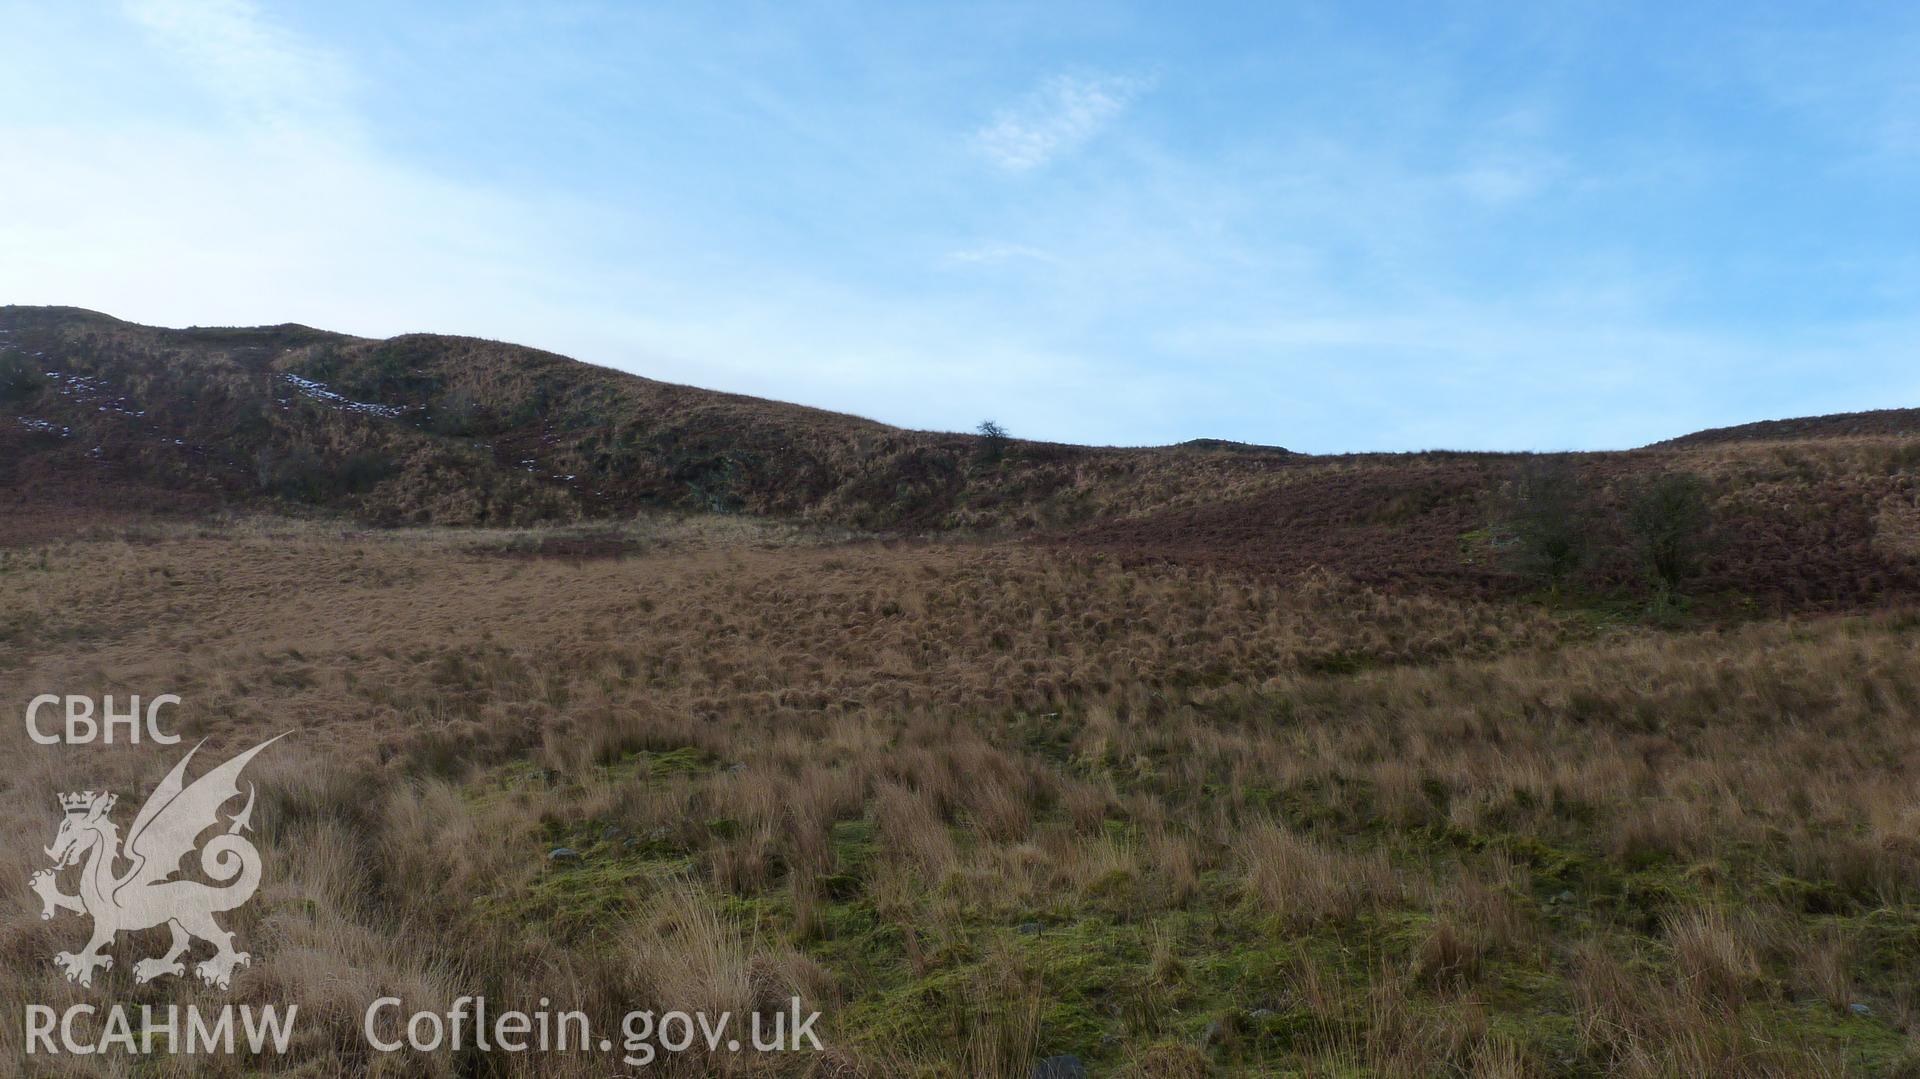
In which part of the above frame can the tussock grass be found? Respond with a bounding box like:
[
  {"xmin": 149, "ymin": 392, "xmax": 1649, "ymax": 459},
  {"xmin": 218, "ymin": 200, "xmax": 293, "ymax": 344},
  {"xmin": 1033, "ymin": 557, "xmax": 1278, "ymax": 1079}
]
[{"xmin": 1, "ymin": 517, "xmax": 1918, "ymax": 1073}]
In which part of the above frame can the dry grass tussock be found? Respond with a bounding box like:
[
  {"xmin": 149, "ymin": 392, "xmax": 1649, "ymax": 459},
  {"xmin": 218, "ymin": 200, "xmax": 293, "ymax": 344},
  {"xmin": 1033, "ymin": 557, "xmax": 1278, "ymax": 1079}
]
[{"xmin": 0, "ymin": 514, "xmax": 1918, "ymax": 1074}]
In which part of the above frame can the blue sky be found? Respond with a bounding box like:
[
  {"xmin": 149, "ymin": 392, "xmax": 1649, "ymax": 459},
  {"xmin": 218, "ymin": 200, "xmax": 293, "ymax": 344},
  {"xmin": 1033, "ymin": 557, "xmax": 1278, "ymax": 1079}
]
[{"xmin": 2, "ymin": 2, "xmax": 1916, "ymax": 451}]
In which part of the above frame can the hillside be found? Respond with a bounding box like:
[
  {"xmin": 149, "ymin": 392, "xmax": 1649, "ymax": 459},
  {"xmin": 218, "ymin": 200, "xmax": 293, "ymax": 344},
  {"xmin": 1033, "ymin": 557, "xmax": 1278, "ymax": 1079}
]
[
  {"xmin": 1655, "ymin": 408, "xmax": 1920, "ymax": 447},
  {"xmin": 7, "ymin": 305, "xmax": 1920, "ymax": 615},
  {"xmin": 0, "ymin": 305, "xmax": 1300, "ymax": 531}
]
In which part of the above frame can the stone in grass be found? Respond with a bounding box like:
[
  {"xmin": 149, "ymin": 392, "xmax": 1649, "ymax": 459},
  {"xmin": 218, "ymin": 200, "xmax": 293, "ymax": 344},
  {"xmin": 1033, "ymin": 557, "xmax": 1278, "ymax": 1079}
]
[
  {"xmin": 1031, "ymin": 1055, "xmax": 1085, "ymax": 1079},
  {"xmin": 1851, "ymin": 1002, "xmax": 1872, "ymax": 1016},
  {"xmin": 548, "ymin": 847, "xmax": 581, "ymax": 862}
]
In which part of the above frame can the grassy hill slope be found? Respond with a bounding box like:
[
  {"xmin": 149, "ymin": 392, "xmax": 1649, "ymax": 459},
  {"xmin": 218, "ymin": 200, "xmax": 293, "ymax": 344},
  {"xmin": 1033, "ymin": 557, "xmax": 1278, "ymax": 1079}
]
[
  {"xmin": 1655, "ymin": 408, "xmax": 1920, "ymax": 447},
  {"xmin": 0, "ymin": 305, "xmax": 1308, "ymax": 530}
]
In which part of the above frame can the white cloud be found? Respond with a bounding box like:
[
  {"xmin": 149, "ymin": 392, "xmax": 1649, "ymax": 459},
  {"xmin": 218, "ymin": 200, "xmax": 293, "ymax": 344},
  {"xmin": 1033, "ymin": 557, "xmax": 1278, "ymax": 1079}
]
[
  {"xmin": 943, "ymin": 243, "xmax": 1060, "ymax": 266},
  {"xmin": 0, "ymin": 2, "xmax": 579, "ymax": 344},
  {"xmin": 973, "ymin": 74, "xmax": 1146, "ymax": 173},
  {"xmin": 122, "ymin": 0, "xmax": 352, "ymax": 133},
  {"xmin": 1739, "ymin": 19, "xmax": 1920, "ymax": 164},
  {"xmin": 1453, "ymin": 157, "xmax": 1556, "ymax": 205}
]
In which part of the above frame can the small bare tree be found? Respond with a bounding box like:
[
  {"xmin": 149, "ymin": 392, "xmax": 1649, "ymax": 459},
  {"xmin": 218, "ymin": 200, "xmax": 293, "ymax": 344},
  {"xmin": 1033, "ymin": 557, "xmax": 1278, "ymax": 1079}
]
[
  {"xmin": 1499, "ymin": 456, "xmax": 1593, "ymax": 587},
  {"xmin": 1627, "ymin": 472, "xmax": 1713, "ymax": 596},
  {"xmin": 975, "ymin": 419, "xmax": 1010, "ymax": 464}
]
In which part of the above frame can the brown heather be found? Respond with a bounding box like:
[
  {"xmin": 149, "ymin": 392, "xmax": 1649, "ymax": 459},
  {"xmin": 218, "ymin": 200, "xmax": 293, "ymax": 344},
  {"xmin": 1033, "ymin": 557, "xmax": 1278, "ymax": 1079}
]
[{"xmin": 0, "ymin": 505, "xmax": 1916, "ymax": 1076}]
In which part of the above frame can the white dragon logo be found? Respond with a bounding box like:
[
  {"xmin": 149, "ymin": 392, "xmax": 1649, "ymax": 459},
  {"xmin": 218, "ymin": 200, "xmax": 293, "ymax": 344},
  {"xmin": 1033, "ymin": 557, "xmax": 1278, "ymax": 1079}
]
[{"xmin": 29, "ymin": 734, "xmax": 285, "ymax": 990}]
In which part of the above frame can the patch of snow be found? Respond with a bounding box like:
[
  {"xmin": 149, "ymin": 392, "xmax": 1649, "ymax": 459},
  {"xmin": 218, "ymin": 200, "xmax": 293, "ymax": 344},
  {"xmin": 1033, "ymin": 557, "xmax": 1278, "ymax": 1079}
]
[
  {"xmin": 280, "ymin": 374, "xmax": 408, "ymax": 418},
  {"xmin": 15, "ymin": 416, "xmax": 72, "ymax": 437},
  {"xmin": 41, "ymin": 370, "xmax": 144, "ymax": 417}
]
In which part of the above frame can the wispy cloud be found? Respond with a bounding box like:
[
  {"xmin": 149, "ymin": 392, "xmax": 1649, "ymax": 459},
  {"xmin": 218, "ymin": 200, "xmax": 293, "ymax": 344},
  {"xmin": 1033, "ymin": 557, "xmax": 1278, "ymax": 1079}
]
[
  {"xmin": 1451, "ymin": 156, "xmax": 1559, "ymax": 205},
  {"xmin": 973, "ymin": 74, "xmax": 1147, "ymax": 173},
  {"xmin": 122, "ymin": 0, "xmax": 350, "ymax": 132},
  {"xmin": 1738, "ymin": 17, "xmax": 1920, "ymax": 164},
  {"xmin": 0, "ymin": 1, "xmax": 573, "ymax": 345},
  {"xmin": 943, "ymin": 243, "xmax": 1060, "ymax": 266}
]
